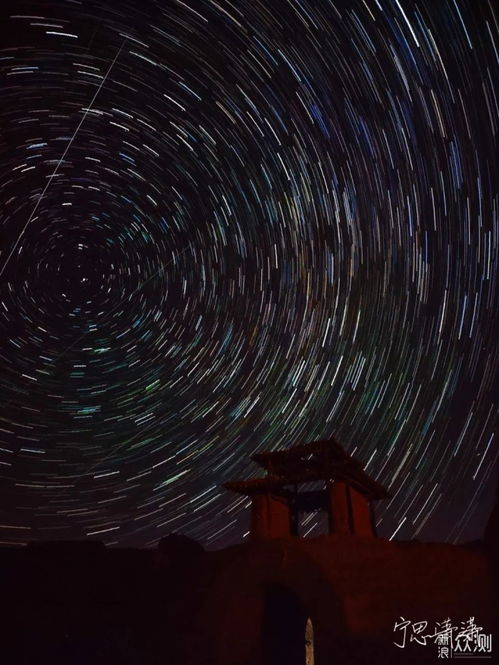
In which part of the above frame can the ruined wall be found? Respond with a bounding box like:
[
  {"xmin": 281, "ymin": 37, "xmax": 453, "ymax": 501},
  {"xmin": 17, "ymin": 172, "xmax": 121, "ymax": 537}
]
[
  {"xmin": 189, "ymin": 535, "xmax": 497, "ymax": 665},
  {"xmin": 1, "ymin": 531, "xmax": 496, "ymax": 665}
]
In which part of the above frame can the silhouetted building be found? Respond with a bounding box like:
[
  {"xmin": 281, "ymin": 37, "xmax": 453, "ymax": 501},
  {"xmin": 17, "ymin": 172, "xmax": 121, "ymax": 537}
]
[{"xmin": 225, "ymin": 436, "xmax": 389, "ymax": 540}]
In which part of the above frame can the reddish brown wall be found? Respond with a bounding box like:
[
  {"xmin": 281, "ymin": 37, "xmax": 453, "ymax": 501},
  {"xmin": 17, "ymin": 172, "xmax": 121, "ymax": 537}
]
[
  {"xmin": 250, "ymin": 492, "xmax": 292, "ymax": 540},
  {"xmin": 188, "ymin": 536, "xmax": 497, "ymax": 665}
]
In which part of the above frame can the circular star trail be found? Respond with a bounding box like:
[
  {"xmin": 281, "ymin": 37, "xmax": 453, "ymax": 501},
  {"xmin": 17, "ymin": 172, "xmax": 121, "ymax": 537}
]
[{"xmin": 0, "ymin": 0, "xmax": 497, "ymax": 547}]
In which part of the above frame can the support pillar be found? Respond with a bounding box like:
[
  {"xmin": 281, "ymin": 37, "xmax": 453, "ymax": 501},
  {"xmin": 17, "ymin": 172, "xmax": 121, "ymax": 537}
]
[
  {"xmin": 327, "ymin": 482, "xmax": 351, "ymax": 535},
  {"xmin": 250, "ymin": 492, "xmax": 292, "ymax": 540},
  {"xmin": 327, "ymin": 482, "xmax": 374, "ymax": 536},
  {"xmin": 349, "ymin": 486, "xmax": 374, "ymax": 537}
]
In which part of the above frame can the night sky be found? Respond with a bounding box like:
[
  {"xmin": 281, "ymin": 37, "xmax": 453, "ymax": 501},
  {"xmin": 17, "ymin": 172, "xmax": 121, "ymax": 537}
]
[{"xmin": 0, "ymin": 0, "xmax": 497, "ymax": 549}]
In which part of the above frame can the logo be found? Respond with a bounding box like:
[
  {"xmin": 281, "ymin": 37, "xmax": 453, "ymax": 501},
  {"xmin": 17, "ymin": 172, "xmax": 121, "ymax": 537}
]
[{"xmin": 393, "ymin": 617, "xmax": 493, "ymax": 659}]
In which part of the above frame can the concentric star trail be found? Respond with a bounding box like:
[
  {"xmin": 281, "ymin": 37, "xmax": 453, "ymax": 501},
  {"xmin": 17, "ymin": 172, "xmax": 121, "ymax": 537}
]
[
  {"xmin": 0, "ymin": 38, "xmax": 127, "ymax": 280},
  {"xmin": 0, "ymin": 0, "xmax": 497, "ymax": 548}
]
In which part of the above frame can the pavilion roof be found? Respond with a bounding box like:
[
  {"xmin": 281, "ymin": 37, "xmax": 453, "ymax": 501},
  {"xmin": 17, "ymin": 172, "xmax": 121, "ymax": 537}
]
[{"xmin": 224, "ymin": 437, "xmax": 389, "ymax": 500}]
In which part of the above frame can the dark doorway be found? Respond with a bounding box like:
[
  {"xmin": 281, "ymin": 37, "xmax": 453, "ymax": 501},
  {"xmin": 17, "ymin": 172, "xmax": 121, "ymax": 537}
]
[{"xmin": 261, "ymin": 584, "xmax": 313, "ymax": 665}]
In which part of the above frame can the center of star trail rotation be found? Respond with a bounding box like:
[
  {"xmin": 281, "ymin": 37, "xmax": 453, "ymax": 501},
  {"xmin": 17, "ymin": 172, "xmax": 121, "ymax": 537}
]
[{"xmin": 0, "ymin": 0, "xmax": 497, "ymax": 548}]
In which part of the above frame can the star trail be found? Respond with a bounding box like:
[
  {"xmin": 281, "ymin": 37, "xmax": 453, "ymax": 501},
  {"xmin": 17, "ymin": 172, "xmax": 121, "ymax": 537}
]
[{"xmin": 0, "ymin": 0, "xmax": 497, "ymax": 548}]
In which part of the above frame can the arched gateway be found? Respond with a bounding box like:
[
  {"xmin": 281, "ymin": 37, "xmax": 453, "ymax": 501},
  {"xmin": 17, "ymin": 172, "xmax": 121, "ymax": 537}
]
[
  {"xmin": 261, "ymin": 583, "xmax": 312, "ymax": 665},
  {"xmin": 190, "ymin": 437, "xmax": 388, "ymax": 665},
  {"xmin": 193, "ymin": 536, "xmax": 347, "ymax": 665},
  {"xmin": 182, "ymin": 437, "xmax": 496, "ymax": 665}
]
